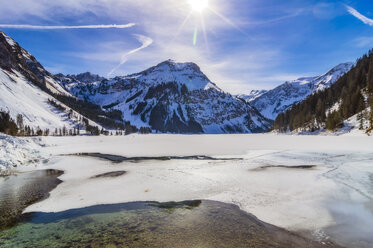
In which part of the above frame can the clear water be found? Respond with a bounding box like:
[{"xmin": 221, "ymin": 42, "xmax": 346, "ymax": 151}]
[
  {"xmin": 0, "ymin": 169, "xmax": 63, "ymax": 229},
  {"xmin": 0, "ymin": 200, "xmax": 334, "ymax": 248}
]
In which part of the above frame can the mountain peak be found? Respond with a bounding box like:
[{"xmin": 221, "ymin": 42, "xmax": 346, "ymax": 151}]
[
  {"xmin": 72, "ymin": 72, "xmax": 104, "ymax": 83},
  {"xmin": 0, "ymin": 30, "xmax": 16, "ymax": 48},
  {"xmin": 236, "ymin": 90, "xmax": 268, "ymax": 103},
  {"xmin": 126, "ymin": 60, "xmax": 217, "ymax": 91},
  {"xmin": 153, "ymin": 60, "xmax": 203, "ymax": 74},
  {"xmin": 322, "ymin": 62, "xmax": 354, "ymax": 77}
]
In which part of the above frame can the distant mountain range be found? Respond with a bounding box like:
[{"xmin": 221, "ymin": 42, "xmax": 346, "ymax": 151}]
[
  {"xmin": 274, "ymin": 51, "xmax": 373, "ymax": 134},
  {"xmin": 1, "ymin": 30, "xmax": 364, "ymax": 135},
  {"xmin": 239, "ymin": 63, "xmax": 354, "ymax": 120},
  {"xmin": 236, "ymin": 90, "xmax": 267, "ymax": 103},
  {"xmin": 0, "ymin": 30, "xmax": 271, "ymax": 134}
]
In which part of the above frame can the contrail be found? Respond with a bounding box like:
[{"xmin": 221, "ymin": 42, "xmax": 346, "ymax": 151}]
[
  {"xmin": 0, "ymin": 23, "xmax": 136, "ymax": 29},
  {"xmin": 108, "ymin": 34, "xmax": 153, "ymax": 76},
  {"xmin": 346, "ymin": 5, "xmax": 373, "ymax": 26}
]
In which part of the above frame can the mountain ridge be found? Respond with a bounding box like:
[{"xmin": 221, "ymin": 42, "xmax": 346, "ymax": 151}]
[
  {"xmin": 0, "ymin": 30, "xmax": 136, "ymax": 134},
  {"xmin": 56, "ymin": 60, "xmax": 272, "ymax": 134},
  {"xmin": 274, "ymin": 50, "xmax": 373, "ymax": 134},
  {"xmin": 249, "ymin": 62, "xmax": 354, "ymax": 120}
]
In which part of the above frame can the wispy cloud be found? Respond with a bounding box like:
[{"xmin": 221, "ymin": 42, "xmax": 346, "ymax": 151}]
[
  {"xmin": 346, "ymin": 5, "xmax": 373, "ymax": 26},
  {"xmin": 0, "ymin": 23, "xmax": 135, "ymax": 29},
  {"xmin": 0, "ymin": 0, "xmax": 318, "ymax": 93},
  {"xmin": 355, "ymin": 36, "xmax": 373, "ymax": 47},
  {"xmin": 108, "ymin": 34, "xmax": 153, "ymax": 76}
]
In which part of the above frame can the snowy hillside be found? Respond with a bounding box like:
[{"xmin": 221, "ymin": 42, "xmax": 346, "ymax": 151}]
[
  {"xmin": 236, "ymin": 90, "xmax": 267, "ymax": 103},
  {"xmin": 0, "ymin": 31, "xmax": 81, "ymax": 129},
  {"xmin": 0, "ymin": 31, "xmax": 69, "ymax": 96},
  {"xmin": 250, "ymin": 63, "xmax": 354, "ymax": 120},
  {"xmin": 57, "ymin": 60, "xmax": 272, "ymax": 134},
  {"xmin": 0, "ymin": 31, "xmax": 109, "ymax": 133},
  {"xmin": 0, "ymin": 69, "xmax": 78, "ymax": 129}
]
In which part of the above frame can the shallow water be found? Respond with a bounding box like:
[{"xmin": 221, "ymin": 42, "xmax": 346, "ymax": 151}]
[
  {"xmin": 0, "ymin": 169, "xmax": 63, "ymax": 230},
  {"xmin": 0, "ymin": 200, "xmax": 338, "ymax": 248}
]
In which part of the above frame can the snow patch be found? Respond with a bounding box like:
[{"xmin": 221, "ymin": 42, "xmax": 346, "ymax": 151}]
[{"xmin": 0, "ymin": 134, "xmax": 45, "ymax": 175}]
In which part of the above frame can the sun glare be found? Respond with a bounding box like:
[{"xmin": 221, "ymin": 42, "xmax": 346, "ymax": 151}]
[{"xmin": 188, "ymin": 0, "xmax": 209, "ymax": 12}]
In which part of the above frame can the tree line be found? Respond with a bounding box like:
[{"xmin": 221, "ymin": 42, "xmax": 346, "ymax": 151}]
[
  {"xmin": 0, "ymin": 110, "xmax": 152, "ymax": 137},
  {"xmin": 274, "ymin": 49, "xmax": 373, "ymax": 132},
  {"xmin": 27, "ymin": 73, "xmax": 141, "ymax": 134}
]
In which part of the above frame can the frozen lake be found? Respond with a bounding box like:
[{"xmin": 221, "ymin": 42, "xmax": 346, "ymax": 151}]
[{"xmin": 9, "ymin": 134, "xmax": 373, "ymax": 247}]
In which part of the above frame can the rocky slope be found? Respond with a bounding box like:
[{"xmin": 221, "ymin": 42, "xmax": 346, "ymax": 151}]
[
  {"xmin": 0, "ymin": 30, "xmax": 115, "ymax": 133},
  {"xmin": 236, "ymin": 90, "xmax": 267, "ymax": 103},
  {"xmin": 0, "ymin": 30, "xmax": 78, "ymax": 129},
  {"xmin": 273, "ymin": 50, "xmax": 373, "ymax": 134},
  {"xmin": 248, "ymin": 63, "xmax": 354, "ymax": 120}
]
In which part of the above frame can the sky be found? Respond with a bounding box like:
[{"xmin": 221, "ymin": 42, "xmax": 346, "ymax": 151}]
[{"xmin": 1, "ymin": 0, "xmax": 373, "ymax": 94}]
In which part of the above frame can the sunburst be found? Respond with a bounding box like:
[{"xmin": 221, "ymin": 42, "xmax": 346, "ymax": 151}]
[
  {"xmin": 188, "ymin": 0, "xmax": 209, "ymax": 12},
  {"xmin": 172, "ymin": 0, "xmax": 244, "ymax": 49}
]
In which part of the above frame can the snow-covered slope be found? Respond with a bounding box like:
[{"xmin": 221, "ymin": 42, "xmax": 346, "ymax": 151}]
[
  {"xmin": 251, "ymin": 63, "xmax": 354, "ymax": 120},
  {"xmin": 0, "ymin": 31, "xmax": 70, "ymax": 96},
  {"xmin": 0, "ymin": 69, "xmax": 78, "ymax": 129},
  {"xmin": 287, "ymin": 107, "xmax": 371, "ymax": 136},
  {"xmin": 0, "ymin": 30, "xmax": 90, "ymax": 130},
  {"xmin": 57, "ymin": 60, "xmax": 272, "ymax": 134},
  {"xmin": 236, "ymin": 90, "xmax": 267, "ymax": 103},
  {"xmin": 0, "ymin": 134, "xmax": 44, "ymax": 175}
]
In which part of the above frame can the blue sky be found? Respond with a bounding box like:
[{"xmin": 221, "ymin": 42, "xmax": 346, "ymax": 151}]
[{"xmin": 1, "ymin": 0, "xmax": 373, "ymax": 94}]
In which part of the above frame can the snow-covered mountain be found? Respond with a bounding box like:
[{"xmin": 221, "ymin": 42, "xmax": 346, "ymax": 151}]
[
  {"xmin": 236, "ymin": 90, "xmax": 268, "ymax": 103},
  {"xmin": 0, "ymin": 30, "xmax": 80, "ymax": 129},
  {"xmin": 250, "ymin": 63, "xmax": 354, "ymax": 120},
  {"xmin": 57, "ymin": 60, "xmax": 272, "ymax": 133}
]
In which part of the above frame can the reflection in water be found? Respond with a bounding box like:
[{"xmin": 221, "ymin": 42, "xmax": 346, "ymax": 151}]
[
  {"xmin": 0, "ymin": 169, "xmax": 63, "ymax": 230},
  {"xmin": 0, "ymin": 200, "xmax": 339, "ymax": 248}
]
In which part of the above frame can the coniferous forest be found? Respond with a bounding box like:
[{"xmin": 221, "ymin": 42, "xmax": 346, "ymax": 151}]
[{"xmin": 274, "ymin": 49, "xmax": 373, "ymax": 132}]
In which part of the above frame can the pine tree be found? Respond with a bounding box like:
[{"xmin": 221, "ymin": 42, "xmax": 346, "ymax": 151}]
[
  {"xmin": 0, "ymin": 111, "xmax": 18, "ymax": 136},
  {"xmin": 326, "ymin": 111, "xmax": 341, "ymax": 131},
  {"xmin": 367, "ymin": 60, "xmax": 373, "ymax": 93},
  {"xmin": 370, "ymin": 97, "xmax": 373, "ymax": 129},
  {"xmin": 358, "ymin": 112, "xmax": 364, "ymax": 130},
  {"xmin": 16, "ymin": 114, "xmax": 24, "ymax": 131},
  {"xmin": 36, "ymin": 127, "xmax": 43, "ymax": 136}
]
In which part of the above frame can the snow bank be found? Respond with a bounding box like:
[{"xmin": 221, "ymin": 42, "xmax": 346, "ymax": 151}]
[{"xmin": 0, "ymin": 133, "xmax": 45, "ymax": 175}]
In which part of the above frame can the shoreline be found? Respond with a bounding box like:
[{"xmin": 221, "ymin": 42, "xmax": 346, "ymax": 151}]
[
  {"xmin": 0, "ymin": 193, "xmax": 342, "ymax": 247},
  {"xmin": 0, "ymin": 169, "xmax": 63, "ymax": 230}
]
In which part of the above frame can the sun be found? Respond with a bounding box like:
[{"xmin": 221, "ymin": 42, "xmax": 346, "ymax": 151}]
[{"xmin": 188, "ymin": 0, "xmax": 209, "ymax": 12}]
